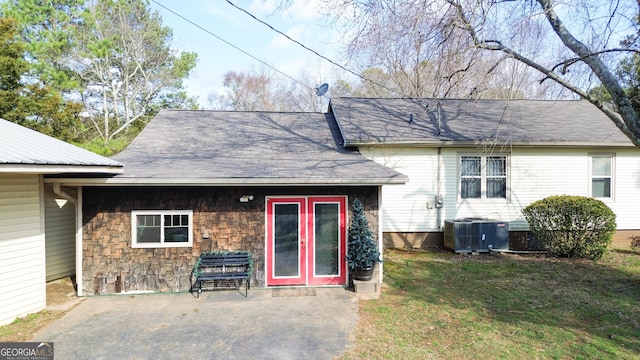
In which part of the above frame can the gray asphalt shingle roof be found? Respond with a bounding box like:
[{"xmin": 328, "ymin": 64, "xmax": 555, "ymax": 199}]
[
  {"xmin": 110, "ymin": 110, "xmax": 407, "ymax": 185},
  {"xmin": 329, "ymin": 97, "xmax": 634, "ymax": 147},
  {"xmin": 0, "ymin": 118, "xmax": 123, "ymax": 172}
]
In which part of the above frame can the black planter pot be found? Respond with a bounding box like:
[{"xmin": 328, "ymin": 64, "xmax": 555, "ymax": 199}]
[{"xmin": 353, "ymin": 267, "xmax": 374, "ymax": 281}]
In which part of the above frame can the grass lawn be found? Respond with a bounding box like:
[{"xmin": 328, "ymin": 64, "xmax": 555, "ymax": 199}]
[
  {"xmin": 0, "ymin": 277, "xmax": 77, "ymax": 342},
  {"xmin": 342, "ymin": 248, "xmax": 640, "ymax": 359}
]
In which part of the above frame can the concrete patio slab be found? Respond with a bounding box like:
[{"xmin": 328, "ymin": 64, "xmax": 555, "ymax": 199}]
[{"xmin": 32, "ymin": 288, "xmax": 358, "ymax": 359}]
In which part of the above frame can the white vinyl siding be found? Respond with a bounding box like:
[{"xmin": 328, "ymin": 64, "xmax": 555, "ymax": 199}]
[
  {"xmin": 0, "ymin": 174, "xmax": 46, "ymax": 326},
  {"xmin": 360, "ymin": 147, "xmax": 439, "ymax": 232},
  {"xmin": 44, "ymin": 185, "xmax": 76, "ymax": 281},
  {"xmin": 604, "ymin": 149, "xmax": 640, "ymax": 228},
  {"xmin": 362, "ymin": 146, "xmax": 640, "ymax": 232},
  {"xmin": 449, "ymin": 148, "xmax": 609, "ymax": 224}
]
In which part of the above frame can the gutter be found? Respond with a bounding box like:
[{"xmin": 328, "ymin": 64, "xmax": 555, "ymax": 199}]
[
  {"xmin": 0, "ymin": 164, "xmax": 124, "ymax": 174},
  {"xmin": 45, "ymin": 177, "xmax": 410, "ymax": 186},
  {"xmin": 343, "ymin": 140, "xmax": 637, "ymax": 149}
]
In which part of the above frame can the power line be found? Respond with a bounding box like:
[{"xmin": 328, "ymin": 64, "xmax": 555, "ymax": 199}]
[
  {"xmin": 225, "ymin": 1, "xmax": 358, "ymax": 80},
  {"xmin": 153, "ymin": 0, "xmax": 400, "ymax": 97},
  {"xmin": 224, "ymin": 0, "xmax": 400, "ymax": 96},
  {"xmin": 150, "ymin": 0, "xmax": 314, "ymax": 92}
]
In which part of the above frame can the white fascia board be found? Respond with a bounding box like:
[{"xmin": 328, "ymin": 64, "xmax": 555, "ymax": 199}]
[
  {"xmin": 347, "ymin": 140, "xmax": 636, "ymax": 149},
  {"xmin": 0, "ymin": 164, "xmax": 124, "ymax": 174},
  {"xmin": 45, "ymin": 177, "xmax": 408, "ymax": 187}
]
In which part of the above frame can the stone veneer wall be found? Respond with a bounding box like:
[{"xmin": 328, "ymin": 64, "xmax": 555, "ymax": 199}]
[{"xmin": 82, "ymin": 186, "xmax": 379, "ymax": 295}]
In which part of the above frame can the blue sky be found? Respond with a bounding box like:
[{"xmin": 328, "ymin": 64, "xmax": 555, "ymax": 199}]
[{"xmin": 150, "ymin": 0, "xmax": 345, "ymax": 107}]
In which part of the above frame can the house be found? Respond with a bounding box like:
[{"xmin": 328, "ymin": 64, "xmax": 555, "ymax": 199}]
[
  {"xmin": 13, "ymin": 97, "xmax": 638, "ymax": 303},
  {"xmin": 328, "ymin": 97, "xmax": 640, "ymax": 249},
  {"xmin": 0, "ymin": 118, "xmax": 122, "ymax": 326},
  {"xmin": 50, "ymin": 110, "xmax": 407, "ymax": 295}
]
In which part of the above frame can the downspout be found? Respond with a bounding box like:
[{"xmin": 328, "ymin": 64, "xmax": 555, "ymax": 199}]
[
  {"xmin": 436, "ymin": 101, "xmax": 442, "ymax": 136},
  {"xmin": 53, "ymin": 183, "xmax": 83, "ymax": 296},
  {"xmin": 436, "ymin": 147, "xmax": 443, "ymax": 229},
  {"xmin": 377, "ymin": 186, "xmax": 384, "ymax": 287},
  {"xmin": 53, "ymin": 183, "xmax": 77, "ymax": 206},
  {"xmin": 76, "ymin": 188, "xmax": 83, "ymax": 296},
  {"xmin": 39, "ymin": 177, "xmax": 46, "ymax": 307},
  {"xmin": 435, "ymin": 102, "xmax": 444, "ymax": 230},
  {"xmin": 436, "ymin": 102, "xmax": 444, "ymax": 231}
]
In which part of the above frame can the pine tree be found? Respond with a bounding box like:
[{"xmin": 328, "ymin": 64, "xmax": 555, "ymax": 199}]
[
  {"xmin": 0, "ymin": 17, "xmax": 82, "ymax": 141},
  {"xmin": 346, "ymin": 197, "xmax": 381, "ymax": 270},
  {"xmin": 0, "ymin": 17, "xmax": 26, "ymax": 118}
]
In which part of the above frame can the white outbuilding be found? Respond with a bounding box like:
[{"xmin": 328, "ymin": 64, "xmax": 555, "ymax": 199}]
[{"xmin": 0, "ymin": 118, "xmax": 122, "ymax": 326}]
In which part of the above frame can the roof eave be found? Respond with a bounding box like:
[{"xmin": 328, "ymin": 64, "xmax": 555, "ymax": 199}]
[
  {"xmin": 346, "ymin": 140, "xmax": 637, "ymax": 149},
  {"xmin": 45, "ymin": 176, "xmax": 408, "ymax": 186},
  {"xmin": 0, "ymin": 164, "xmax": 124, "ymax": 174}
]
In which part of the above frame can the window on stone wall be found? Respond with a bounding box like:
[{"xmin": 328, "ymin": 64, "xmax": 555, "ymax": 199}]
[{"xmin": 132, "ymin": 210, "xmax": 193, "ymax": 248}]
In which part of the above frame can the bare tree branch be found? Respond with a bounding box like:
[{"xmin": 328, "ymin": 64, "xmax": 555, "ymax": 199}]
[
  {"xmin": 444, "ymin": 0, "xmax": 640, "ymax": 146},
  {"xmin": 537, "ymin": 0, "xmax": 639, "ymax": 145}
]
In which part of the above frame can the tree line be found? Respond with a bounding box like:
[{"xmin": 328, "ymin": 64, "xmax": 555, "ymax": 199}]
[
  {"xmin": 3, "ymin": 1, "xmax": 640, "ymax": 149},
  {"xmin": 0, "ymin": 0, "xmax": 197, "ymax": 154}
]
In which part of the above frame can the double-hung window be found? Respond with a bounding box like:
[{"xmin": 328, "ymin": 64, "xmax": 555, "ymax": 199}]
[
  {"xmin": 590, "ymin": 154, "xmax": 614, "ymax": 199},
  {"xmin": 132, "ymin": 210, "xmax": 193, "ymax": 248},
  {"xmin": 459, "ymin": 154, "xmax": 508, "ymax": 200}
]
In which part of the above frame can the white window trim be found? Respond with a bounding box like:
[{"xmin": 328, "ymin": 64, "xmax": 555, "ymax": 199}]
[
  {"xmin": 458, "ymin": 153, "xmax": 510, "ymax": 202},
  {"xmin": 131, "ymin": 210, "xmax": 193, "ymax": 248},
  {"xmin": 589, "ymin": 153, "xmax": 615, "ymax": 201}
]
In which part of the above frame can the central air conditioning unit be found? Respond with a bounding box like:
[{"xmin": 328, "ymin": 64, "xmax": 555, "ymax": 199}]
[{"xmin": 444, "ymin": 218, "xmax": 509, "ymax": 253}]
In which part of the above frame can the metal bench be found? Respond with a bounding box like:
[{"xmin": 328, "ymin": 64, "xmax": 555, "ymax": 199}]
[{"xmin": 191, "ymin": 252, "xmax": 252, "ymax": 297}]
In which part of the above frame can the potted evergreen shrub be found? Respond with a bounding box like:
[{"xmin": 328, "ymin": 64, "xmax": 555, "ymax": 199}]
[{"xmin": 346, "ymin": 197, "xmax": 381, "ymax": 281}]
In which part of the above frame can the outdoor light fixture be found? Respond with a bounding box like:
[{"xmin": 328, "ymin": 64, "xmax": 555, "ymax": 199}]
[
  {"xmin": 202, "ymin": 229, "xmax": 211, "ymax": 239},
  {"xmin": 239, "ymin": 195, "xmax": 254, "ymax": 203}
]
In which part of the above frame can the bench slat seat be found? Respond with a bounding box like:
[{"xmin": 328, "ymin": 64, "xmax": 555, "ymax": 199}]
[
  {"xmin": 197, "ymin": 272, "xmax": 248, "ymax": 279},
  {"xmin": 191, "ymin": 252, "xmax": 251, "ymax": 297}
]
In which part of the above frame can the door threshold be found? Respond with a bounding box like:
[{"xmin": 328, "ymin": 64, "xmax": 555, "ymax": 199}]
[
  {"xmin": 271, "ymin": 287, "xmax": 317, "ymax": 297},
  {"xmin": 266, "ymin": 285, "xmax": 346, "ymax": 288}
]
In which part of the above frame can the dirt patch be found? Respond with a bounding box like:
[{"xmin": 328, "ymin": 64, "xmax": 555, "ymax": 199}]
[{"xmin": 46, "ymin": 276, "xmax": 78, "ymax": 306}]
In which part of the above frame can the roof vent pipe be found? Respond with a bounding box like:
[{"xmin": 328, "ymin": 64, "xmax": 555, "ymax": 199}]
[{"xmin": 436, "ymin": 102, "xmax": 442, "ymax": 136}]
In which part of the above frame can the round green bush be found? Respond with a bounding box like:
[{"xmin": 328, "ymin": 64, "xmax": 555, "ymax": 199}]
[{"xmin": 522, "ymin": 195, "xmax": 616, "ymax": 260}]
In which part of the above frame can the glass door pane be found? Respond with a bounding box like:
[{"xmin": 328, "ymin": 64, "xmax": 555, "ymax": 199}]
[
  {"xmin": 308, "ymin": 196, "xmax": 347, "ymax": 286},
  {"xmin": 273, "ymin": 203, "xmax": 300, "ymax": 277},
  {"xmin": 267, "ymin": 196, "xmax": 346, "ymax": 287},
  {"xmin": 313, "ymin": 203, "xmax": 339, "ymax": 276}
]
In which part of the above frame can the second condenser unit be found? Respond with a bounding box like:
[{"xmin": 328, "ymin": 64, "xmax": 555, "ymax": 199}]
[{"xmin": 444, "ymin": 218, "xmax": 509, "ymax": 253}]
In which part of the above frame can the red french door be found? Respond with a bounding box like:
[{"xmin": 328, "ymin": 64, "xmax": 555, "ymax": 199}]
[
  {"xmin": 266, "ymin": 196, "xmax": 347, "ymax": 286},
  {"xmin": 267, "ymin": 197, "xmax": 306, "ymax": 286}
]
